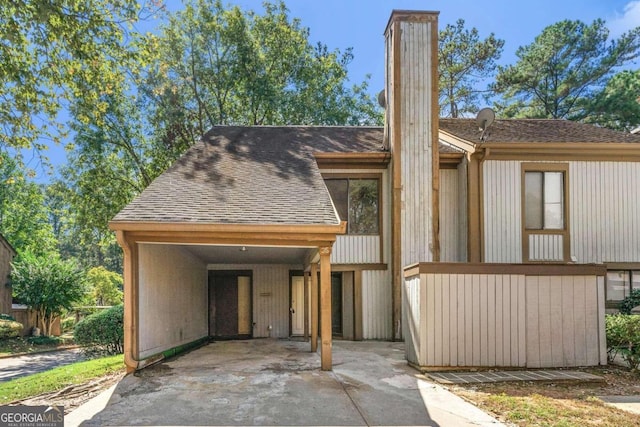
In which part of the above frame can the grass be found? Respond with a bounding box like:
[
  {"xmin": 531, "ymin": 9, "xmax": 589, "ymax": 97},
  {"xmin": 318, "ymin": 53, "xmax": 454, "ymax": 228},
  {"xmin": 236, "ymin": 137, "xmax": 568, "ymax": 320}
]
[
  {"xmin": 0, "ymin": 336, "xmax": 74, "ymax": 356},
  {"xmin": 0, "ymin": 354, "xmax": 124, "ymax": 404},
  {"xmin": 452, "ymin": 366, "xmax": 640, "ymax": 427}
]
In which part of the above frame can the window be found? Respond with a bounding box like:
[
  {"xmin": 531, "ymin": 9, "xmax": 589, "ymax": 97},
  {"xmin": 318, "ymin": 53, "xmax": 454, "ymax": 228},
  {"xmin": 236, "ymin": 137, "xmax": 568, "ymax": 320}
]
[
  {"xmin": 324, "ymin": 178, "xmax": 379, "ymax": 234},
  {"xmin": 524, "ymin": 171, "xmax": 565, "ymax": 230},
  {"xmin": 606, "ymin": 270, "xmax": 640, "ymax": 303}
]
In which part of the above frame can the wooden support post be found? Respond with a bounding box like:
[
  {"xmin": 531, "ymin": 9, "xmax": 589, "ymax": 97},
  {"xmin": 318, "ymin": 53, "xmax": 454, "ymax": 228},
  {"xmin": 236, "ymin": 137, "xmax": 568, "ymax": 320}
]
[
  {"xmin": 319, "ymin": 246, "xmax": 332, "ymax": 371},
  {"xmin": 303, "ymin": 271, "xmax": 309, "ymax": 340},
  {"xmin": 310, "ymin": 262, "xmax": 318, "ymax": 353},
  {"xmin": 354, "ymin": 269, "xmax": 363, "ymax": 341}
]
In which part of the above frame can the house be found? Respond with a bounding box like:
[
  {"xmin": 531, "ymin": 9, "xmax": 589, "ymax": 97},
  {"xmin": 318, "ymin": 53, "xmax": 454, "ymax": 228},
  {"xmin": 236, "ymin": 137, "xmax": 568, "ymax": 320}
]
[
  {"xmin": 110, "ymin": 10, "xmax": 640, "ymax": 372},
  {"xmin": 0, "ymin": 233, "xmax": 16, "ymax": 315}
]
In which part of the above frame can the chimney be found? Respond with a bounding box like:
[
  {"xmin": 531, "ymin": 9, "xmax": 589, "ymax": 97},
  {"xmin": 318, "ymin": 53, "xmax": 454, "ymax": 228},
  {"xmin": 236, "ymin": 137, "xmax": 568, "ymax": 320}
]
[{"xmin": 384, "ymin": 10, "xmax": 439, "ymax": 340}]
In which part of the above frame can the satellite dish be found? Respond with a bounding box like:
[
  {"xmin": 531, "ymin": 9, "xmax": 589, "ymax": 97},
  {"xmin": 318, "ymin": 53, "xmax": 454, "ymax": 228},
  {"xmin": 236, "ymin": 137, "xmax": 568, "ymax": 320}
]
[
  {"xmin": 377, "ymin": 89, "xmax": 386, "ymax": 109},
  {"xmin": 476, "ymin": 107, "xmax": 495, "ymax": 143}
]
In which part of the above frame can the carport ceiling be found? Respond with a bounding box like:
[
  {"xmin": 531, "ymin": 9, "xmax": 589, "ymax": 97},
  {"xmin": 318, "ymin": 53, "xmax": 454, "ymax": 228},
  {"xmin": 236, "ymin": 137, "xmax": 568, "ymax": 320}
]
[{"xmin": 182, "ymin": 244, "xmax": 313, "ymax": 264}]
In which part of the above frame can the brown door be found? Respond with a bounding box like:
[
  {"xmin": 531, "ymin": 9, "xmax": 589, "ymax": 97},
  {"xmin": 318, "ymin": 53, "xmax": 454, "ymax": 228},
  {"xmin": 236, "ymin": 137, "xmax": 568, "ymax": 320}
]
[{"xmin": 209, "ymin": 271, "xmax": 252, "ymax": 338}]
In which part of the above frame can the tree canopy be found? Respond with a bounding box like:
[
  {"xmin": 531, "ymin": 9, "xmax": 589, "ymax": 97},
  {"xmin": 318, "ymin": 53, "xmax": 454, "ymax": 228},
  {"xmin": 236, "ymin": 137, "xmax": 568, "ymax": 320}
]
[
  {"xmin": 493, "ymin": 19, "xmax": 640, "ymax": 119},
  {"xmin": 439, "ymin": 19, "xmax": 504, "ymax": 118}
]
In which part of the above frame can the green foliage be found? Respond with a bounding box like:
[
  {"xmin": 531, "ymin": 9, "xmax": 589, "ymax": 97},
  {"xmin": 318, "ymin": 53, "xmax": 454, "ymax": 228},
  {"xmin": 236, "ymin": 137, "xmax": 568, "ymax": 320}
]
[
  {"xmin": 577, "ymin": 70, "xmax": 640, "ymax": 132},
  {"xmin": 74, "ymin": 305, "xmax": 124, "ymax": 355},
  {"xmin": 493, "ymin": 19, "xmax": 640, "ymax": 119},
  {"xmin": 619, "ymin": 289, "xmax": 640, "ymax": 315},
  {"xmin": 0, "ymin": 0, "xmax": 162, "ymax": 156},
  {"xmin": 0, "ymin": 153, "xmax": 56, "ymax": 255},
  {"xmin": 10, "ymin": 252, "xmax": 87, "ymax": 336},
  {"xmin": 0, "ymin": 320, "xmax": 23, "ymax": 339},
  {"xmin": 60, "ymin": 316, "xmax": 76, "ymax": 334},
  {"xmin": 26, "ymin": 335, "xmax": 64, "ymax": 346},
  {"xmin": 85, "ymin": 267, "xmax": 123, "ymax": 306},
  {"xmin": 605, "ymin": 314, "xmax": 640, "ymax": 370},
  {"xmin": 439, "ymin": 19, "xmax": 504, "ymax": 118},
  {"xmin": 0, "ymin": 314, "xmax": 15, "ymax": 321}
]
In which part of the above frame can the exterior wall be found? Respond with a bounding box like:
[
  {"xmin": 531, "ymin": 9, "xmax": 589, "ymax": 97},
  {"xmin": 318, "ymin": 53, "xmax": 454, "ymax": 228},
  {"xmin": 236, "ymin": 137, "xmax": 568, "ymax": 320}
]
[
  {"xmin": 483, "ymin": 160, "xmax": 522, "ymax": 262},
  {"xmin": 0, "ymin": 238, "xmax": 14, "ymax": 315},
  {"xmin": 138, "ymin": 244, "xmax": 208, "ymax": 359},
  {"xmin": 404, "ymin": 265, "xmax": 606, "ymax": 368},
  {"xmin": 440, "ymin": 168, "xmax": 466, "ymax": 261},
  {"xmin": 208, "ymin": 264, "xmax": 300, "ymax": 338},
  {"xmin": 362, "ymin": 269, "xmax": 392, "ymax": 339},
  {"xmin": 482, "ymin": 160, "xmax": 640, "ymax": 263}
]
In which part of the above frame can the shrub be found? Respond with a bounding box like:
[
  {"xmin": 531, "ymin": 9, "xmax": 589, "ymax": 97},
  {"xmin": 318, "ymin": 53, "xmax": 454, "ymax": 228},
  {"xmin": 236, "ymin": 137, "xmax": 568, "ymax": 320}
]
[
  {"xmin": 0, "ymin": 314, "xmax": 15, "ymax": 321},
  {"xmin": 0, "ymin": 319, "xmax": 23, "ymax": 339},
  {"xmin": 619, "ymin": 289, "xmax": 640, "ymax": 315},
  {"xmin": 27, "ymin": 335, "xmax": 64, "ymax": 346},
  {"xmin": 61, "ymin": 316, "xmax": 75, "ymax": 333},
  {"xmin": 74, "ymin": 305, "xmax": 123, "ymax": 355},
  {"xmin": 605, "ymin": 314, "xmax": 640, "ymax": 370}
]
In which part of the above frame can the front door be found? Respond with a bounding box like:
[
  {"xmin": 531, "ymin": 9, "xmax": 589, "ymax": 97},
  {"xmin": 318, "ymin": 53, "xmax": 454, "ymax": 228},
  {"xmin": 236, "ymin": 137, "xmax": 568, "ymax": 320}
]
[
  {"xmin": 209, "ymin": 271, "xmax": 252, "ymax": 338},
  {"xmin": 290, "ymin": 275, "xmax": 305, "ymax": 336}
]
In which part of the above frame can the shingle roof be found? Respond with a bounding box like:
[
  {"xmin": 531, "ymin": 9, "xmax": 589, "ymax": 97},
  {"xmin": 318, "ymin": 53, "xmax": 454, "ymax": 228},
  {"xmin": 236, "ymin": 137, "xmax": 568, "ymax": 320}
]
[
  {"xmin": 112, "ymin": 126, "xmax": 387, "ymax": 225},
  {"xmin": 440, "ymin": 119, "xmax": 640, "ymax": 144}
]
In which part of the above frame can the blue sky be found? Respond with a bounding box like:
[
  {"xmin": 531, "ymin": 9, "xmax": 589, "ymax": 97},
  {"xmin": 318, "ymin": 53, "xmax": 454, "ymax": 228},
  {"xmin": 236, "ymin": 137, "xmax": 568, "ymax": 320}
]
[{"xmin": 34, "ymin": 0, "xmax": 640, "ymax": 180}]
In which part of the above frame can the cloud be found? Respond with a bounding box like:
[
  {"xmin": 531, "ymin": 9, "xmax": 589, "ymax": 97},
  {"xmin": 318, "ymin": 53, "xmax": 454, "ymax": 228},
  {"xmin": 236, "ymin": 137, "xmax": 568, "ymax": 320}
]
[{"xmin": 608, "ymin": 0, "xmax": 640, "ymax": 37}]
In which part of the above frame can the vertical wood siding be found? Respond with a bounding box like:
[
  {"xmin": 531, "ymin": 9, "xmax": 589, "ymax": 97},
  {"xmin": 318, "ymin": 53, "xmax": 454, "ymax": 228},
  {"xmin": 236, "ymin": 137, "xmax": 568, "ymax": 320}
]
[
  {"xmin": 331, "ymin": 236, "xmax": 381, "ymax": 264},
  {"xmin": 483, "ymin": 160, "xmax": 640, "ymax": 263},
  {"xmin": 208, "ymin": 264, "xmax": 299, "ymax": 339},
  {"xmin": 409, "ymin": 270, "xmax": 606, "ymax": 368},
  {"xmin": 457, "ymin": 161, "xmax": 468, "ymax": 262},
  {"xmin": 440, "ymin": 169, "xmax": 463, "ymax": 261},
  {"xmin": 570, "ymin": 161, "xmax": 640, "ymax": 262},
  {"xmin": 483, "ymin": 161, "xmax": 522, "ymax": 262},
  {"xmin": 399, "ymin": 20, "xmax": 435, "ymax": 266},
  {"xmin": 362, "ymin": 269, "xmax": 392, "ymax": 339},
  {"xmin": 139, "ymin": 244, "xmax": 208, "ymax": 359},
  {"xmin": 528, "ymin": 234, "xmax": 564, "ymax": 261},
  {"xmin": 403, "ymin": 275, "xmax": 422, "ymax": 365}
]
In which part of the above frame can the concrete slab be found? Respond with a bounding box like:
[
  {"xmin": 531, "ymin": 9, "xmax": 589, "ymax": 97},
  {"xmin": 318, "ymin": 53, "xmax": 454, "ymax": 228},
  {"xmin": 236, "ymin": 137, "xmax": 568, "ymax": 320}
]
[
  {"xmin": 427, "ymin": 370, "xmax": 604, "ymax": 385},
  {"xmin": 77, "ymin": 339, "xmax": 504, "ymax": 426},
  {"xmin": 598, "ymin": 395, "xmax": 640, "ymax": 415}
]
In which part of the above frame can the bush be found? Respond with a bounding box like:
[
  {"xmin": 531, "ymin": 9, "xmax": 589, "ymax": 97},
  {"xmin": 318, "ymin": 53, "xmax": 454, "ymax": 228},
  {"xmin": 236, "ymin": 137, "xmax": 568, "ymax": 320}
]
[
  {"xmin": 619, "ymin": 289, "xmax": 640, "ymax": 315},
  {"xmin": 0, "ymin": 319, "xmax": 23, "ymax": 339},
  {"xmin": 61, "ymin": 316, "xmax": 75, "ymax": 333},
  {"xmin": 605, "ymin": 314, "xmax": 640, "ymax": 370},
  {"xmin": 0, "ymin": 314, "xmax": 15, "ymax": 321},
  {"xmin": 74, "ymin": 305, "xmax": 123, "ymax": 355},
  {"xmin": 26, "ymin": 335, "xmax": 64, "ymax": 346}
]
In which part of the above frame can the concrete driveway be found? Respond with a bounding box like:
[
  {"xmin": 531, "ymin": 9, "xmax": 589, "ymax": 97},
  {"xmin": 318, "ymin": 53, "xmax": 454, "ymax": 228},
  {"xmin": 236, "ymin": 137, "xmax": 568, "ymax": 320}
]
[{"xmin": 80, "ymin": 339, "xmax": 501, "ymax": 426}]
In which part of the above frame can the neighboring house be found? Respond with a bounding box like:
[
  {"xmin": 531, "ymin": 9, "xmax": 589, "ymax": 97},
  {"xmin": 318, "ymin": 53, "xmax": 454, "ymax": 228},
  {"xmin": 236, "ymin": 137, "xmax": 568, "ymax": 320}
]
[
  {"xmin": 0, "ymin": 233, "xmax": 16, "ymax": 315},
  {"xmin": 110, "ymin": 10, "xmax": 640, "ymax": 372}
]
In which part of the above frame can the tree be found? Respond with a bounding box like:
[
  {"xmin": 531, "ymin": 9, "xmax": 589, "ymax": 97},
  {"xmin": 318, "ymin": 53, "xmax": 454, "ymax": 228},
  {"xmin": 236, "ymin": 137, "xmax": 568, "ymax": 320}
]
[
  {"xmin": 438, "ymin": 19, "xmax": 504, "ymax": 118},
  {"xmin": 141, "ymin": 0, "xmax": 382, "ymax": 153},
  {"xmin": 11, "ymin": 252, "xmax": 87, "ymax": 336},
  {"xmin": 493, "ymin": 19, "xmax": 640, "ymax": 119},
  {"xmin": 576, "ymin": 70, "xmax": 640, "ymax": 132},
  {"xmin": 0, "ymin": 153, "xmax": 56, "ymax": 255},
  {"xmin": 86, "ymin": 267, "xmax": 123, "ymax": 306},
  {"xmin": 0, "ymin": 0, "xmax": 162, "ymax": 156}
]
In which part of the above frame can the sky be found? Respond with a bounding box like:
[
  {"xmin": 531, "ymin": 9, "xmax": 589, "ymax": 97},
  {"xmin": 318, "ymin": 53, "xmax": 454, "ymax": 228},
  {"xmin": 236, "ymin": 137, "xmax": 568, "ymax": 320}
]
[{"xmin": 32, "ymin": 0, "xmax": 640, "ymax": 181}]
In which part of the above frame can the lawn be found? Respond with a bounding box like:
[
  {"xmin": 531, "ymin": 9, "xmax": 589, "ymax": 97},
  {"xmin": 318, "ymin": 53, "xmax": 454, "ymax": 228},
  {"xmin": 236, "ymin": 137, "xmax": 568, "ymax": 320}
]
[
  {"xmin": 0, "ymin": 336, "xmax": 74, "ymax": 356},
  {"xmin": 451, "ymin": 366, "xmax": 640, "ymax": 427},
  {"xmin": 0, "ymin": 354, "xmax": 124, "ymax": 404}
]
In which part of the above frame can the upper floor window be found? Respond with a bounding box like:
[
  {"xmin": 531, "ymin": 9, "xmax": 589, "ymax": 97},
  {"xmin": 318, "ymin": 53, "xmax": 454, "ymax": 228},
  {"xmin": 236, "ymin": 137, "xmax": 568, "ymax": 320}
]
[
  {"xmin": 324, "ymin": 178, "xmax": 379, "ymax": 235},
  {"xmin": 524, "ymin": 170, "xmax": 565, "ymax": 230}
]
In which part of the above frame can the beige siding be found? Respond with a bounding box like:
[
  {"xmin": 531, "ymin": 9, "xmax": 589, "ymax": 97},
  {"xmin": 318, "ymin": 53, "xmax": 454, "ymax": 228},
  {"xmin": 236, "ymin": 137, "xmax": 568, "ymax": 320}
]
[
  {"xmin": 362, "ymin": 269, "xmax": 392, "ymax": 339},
  {"xmin": 440, "ymin": 169, "xmax": 464, "ymax": 261},
  {"xmin": 208, "ymin": 264, "xmax": 298, "ymax": 338},
  {"xmin": 332, "ymin": 236, "xmax": 380, "ymax": 264},
  {"xmin": 483, "ymin": 160, "xmax": 522, "ymax": 262},
  {"xmin": 403, "ymin": 275, "xmax": 422, "ymax": 365},
  {"xmin": 397, "ymin": 19, "xmax": 436, "ymax": 266},
  {"xmin": 528, "ymin": 234, "xmax": 564, "ymax": 261},
  {"xmin": 411, "ymin": 269, "xmax": 605, "ymax": 368},
  {"xmin": 457, "ymin": 160, "xmax": 468, "ymax": 262},
  {"xmin": 570, "ymin": 161, "xmax": 640, "ymax": 263},
  {"xmin": 138, "ymin": 244, "xmax": 208, "ymax": 359}
]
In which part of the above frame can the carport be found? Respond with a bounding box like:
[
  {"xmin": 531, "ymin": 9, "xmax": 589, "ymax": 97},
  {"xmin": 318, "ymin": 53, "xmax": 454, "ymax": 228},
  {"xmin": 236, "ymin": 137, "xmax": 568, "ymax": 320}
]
[{"xmin": 110, "ymin": 127, "xmax": 351, "ymax": 372}]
